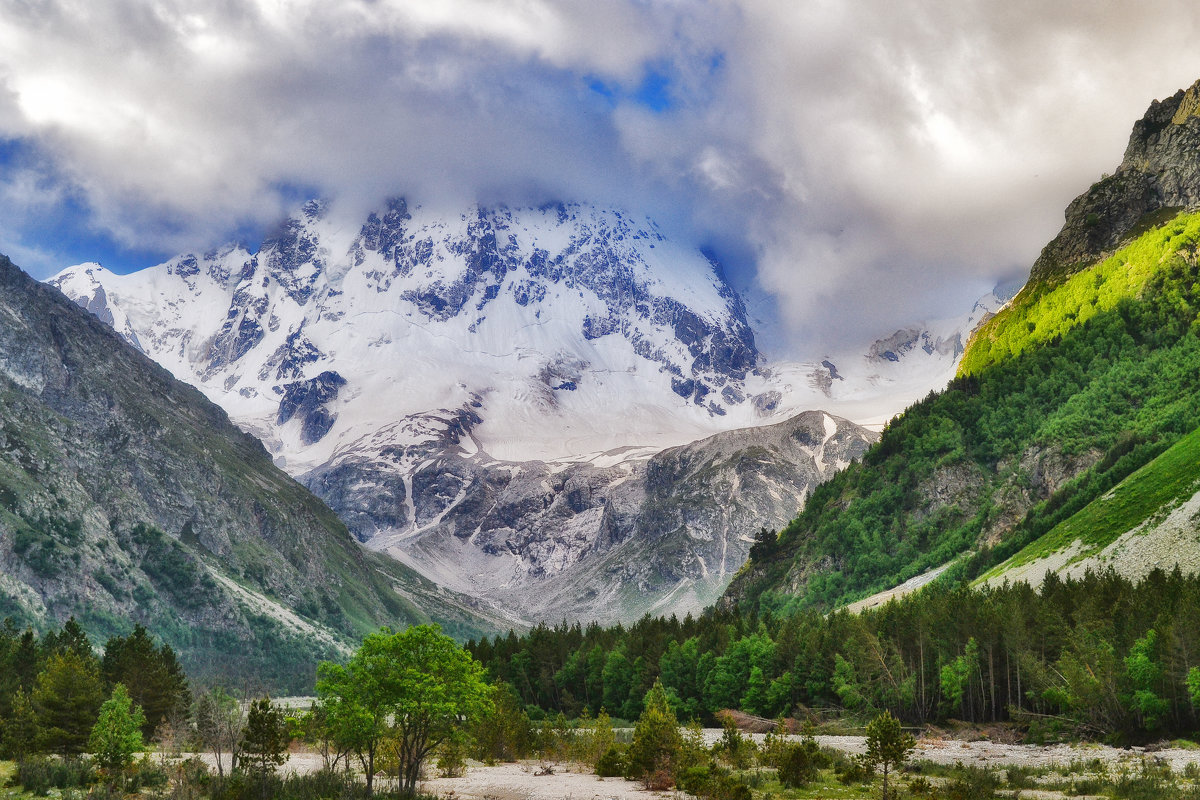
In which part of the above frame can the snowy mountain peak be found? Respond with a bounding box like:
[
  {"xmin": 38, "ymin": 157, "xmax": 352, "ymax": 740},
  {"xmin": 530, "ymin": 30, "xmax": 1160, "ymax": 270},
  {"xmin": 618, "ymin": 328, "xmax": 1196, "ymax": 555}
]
[{"xmin": 50, "ymin": 198, "xmax": 764, "ymax": 467}]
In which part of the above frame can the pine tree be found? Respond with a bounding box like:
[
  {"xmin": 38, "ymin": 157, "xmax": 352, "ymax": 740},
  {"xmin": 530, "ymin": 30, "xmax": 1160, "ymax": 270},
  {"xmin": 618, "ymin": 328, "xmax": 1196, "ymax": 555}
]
[
  {"xmin": 102, "ymin": 624, "xmax": 190, "ymax": 738},
  {"xmin": 238, "ymin": 697, "xmax": 288, "ymax": 778},
  {"xmin": 627, "ymin": 680, "xmax": 681, "ymax": 788},
  {"xmin": 864, "ymin": 710, "xmax": 915, "ymax": 800},
  {"xmin": 1, "ymin": 689, "xmax": 41, "ymax": 761},
  {"xmin": 33, "ymin": 650, "xmax": 105, "ymax": 756}
]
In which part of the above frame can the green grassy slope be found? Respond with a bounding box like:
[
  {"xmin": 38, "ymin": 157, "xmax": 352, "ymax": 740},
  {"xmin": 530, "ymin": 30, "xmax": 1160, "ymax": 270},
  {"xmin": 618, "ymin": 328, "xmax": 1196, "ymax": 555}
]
[
  {"xmin": 983, "ymin": 421, "xmax": 1200, "ymax": 579},
  {"xmin": 961, "ymin": 212, "xmax": 1200, "ymax": 376}
]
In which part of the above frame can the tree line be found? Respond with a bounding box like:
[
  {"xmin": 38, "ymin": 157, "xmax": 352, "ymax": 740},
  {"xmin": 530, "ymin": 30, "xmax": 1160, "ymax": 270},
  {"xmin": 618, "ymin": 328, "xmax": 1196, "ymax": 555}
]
[{"xmin": 469, "ymin": 568, "xmax": 1200, "ymax": 742}]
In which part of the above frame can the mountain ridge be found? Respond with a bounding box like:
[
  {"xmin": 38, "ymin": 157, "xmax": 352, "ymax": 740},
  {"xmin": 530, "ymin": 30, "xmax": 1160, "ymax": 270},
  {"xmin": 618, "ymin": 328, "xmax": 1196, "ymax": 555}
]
[
  {"xmin": 0, "ymin": 251, "xmax": 503, "ymax": 691},
  {"xmin": 724, "ymin": 77, "xmax": 1200, "ymax": 615}
]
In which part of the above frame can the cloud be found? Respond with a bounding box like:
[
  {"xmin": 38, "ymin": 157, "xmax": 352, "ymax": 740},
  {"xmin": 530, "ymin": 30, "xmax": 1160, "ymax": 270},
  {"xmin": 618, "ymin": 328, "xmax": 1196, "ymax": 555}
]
[{"xmin": 3, "ymin": 0, "xmax": 1200, "ymax": 353}]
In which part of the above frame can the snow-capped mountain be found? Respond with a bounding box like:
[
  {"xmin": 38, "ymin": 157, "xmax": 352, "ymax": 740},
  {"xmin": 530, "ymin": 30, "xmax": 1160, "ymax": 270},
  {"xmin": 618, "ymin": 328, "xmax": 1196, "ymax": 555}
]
[
  {"xmin": 49, "ymin": 197, "xmax": 1006, "ymax": 624},
  {"xmin": 53, "ymin": 199, "xmax": 764, "ymax": 468}
]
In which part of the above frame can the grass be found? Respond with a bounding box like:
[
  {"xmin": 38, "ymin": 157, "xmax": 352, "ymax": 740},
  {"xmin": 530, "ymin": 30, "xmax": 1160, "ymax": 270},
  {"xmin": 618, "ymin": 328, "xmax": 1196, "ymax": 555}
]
[
  {"xmin": 961, "ymin": 210, "xmax": 1200, "ymax": 376},
  {"xmin": 751, "ymin": 768, "xmax": 876, "ymax": 799},
  {"xmin": 982, "ymin": 422, "xmax": 1200, "ymax": 579}
]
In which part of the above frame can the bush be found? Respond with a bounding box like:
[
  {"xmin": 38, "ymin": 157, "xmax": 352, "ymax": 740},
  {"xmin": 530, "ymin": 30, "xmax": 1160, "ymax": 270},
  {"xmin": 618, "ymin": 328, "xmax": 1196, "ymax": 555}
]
[
  {"xmin": 777, "ymin": 736, "xmax": 828, "ymax": 788},
  {"xmin": 1113, "ymin": 760, "xmax": 1174, "ymax": 800},
  {"xmin": 942, "ymin": 764, "xmax": 1001, "ymax": 800},
  {"xmin": 908, "ymin": 775, "xmax": 936, "ymax": 796},
  {"xmin": 835, "ymin": 754, "xmax": 874, "ymax": 785},
  {"xmin": 436, "ymin": 737, "xmax": 466, "ymax": 778},
  {"xmin": 17, "ymin": 756, "xmax": 95, "ymax": 794},
  {"xmin": 676, "ymin": 764, "xmax": 752, "ymax": 800},
  {"xmin": 596, "ymin": 744, "xmax": 627, "ymax": 777}
]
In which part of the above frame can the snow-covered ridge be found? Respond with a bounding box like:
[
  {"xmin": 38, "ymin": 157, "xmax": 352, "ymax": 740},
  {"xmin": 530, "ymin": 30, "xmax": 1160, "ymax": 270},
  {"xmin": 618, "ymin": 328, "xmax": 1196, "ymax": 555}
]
[{"xmin": 51, "ymin": 199, "xmax": 763, "ymax": 468}]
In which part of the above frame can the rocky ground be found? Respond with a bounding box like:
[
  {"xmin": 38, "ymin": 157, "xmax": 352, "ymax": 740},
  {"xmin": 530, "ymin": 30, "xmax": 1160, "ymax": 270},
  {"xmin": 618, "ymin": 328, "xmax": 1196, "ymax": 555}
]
[{"xmin": 214, "ymin": 730, "xmax": 1200, "ymax": 800}]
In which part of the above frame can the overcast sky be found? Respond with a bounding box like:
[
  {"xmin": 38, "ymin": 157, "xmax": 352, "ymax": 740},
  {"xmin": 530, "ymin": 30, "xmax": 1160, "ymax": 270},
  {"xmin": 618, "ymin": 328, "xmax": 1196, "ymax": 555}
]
[{"xmin": 3, "ymin": 1, "xmax": 1200, "ymax": 354}]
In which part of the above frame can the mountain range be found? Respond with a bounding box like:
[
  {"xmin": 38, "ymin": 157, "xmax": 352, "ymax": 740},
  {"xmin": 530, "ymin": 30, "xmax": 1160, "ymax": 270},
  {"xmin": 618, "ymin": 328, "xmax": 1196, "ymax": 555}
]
[{"xmin": 48, "ymin": 198, "xmax": 1001, "ymax": 623}]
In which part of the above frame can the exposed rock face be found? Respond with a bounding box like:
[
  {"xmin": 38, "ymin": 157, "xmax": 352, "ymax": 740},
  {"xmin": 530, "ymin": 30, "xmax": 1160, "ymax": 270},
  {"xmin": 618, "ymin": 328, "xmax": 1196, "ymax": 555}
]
[
  {"xmin": 355, "ymin": 410, "xmax": 876, "ymax": 625},
  {"xmin": 0, "ymin": 253, "xmax": 499, "ymax": 690},
  {"xmin": 1030, "ymin": 78, "xmax": 1200, "ymax": 283}
]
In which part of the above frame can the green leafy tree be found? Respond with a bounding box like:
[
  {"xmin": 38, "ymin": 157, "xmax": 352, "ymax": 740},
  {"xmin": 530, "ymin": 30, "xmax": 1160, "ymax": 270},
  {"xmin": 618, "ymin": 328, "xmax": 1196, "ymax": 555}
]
[
  {"xmin": 89, "ymin": 683, "xmax": 146, "ymax": 771},
  {"xmin": 939, "ymin": 638, "xmax": 978, "ymax": 718},
  {"xmin": 832, "ymin": 653, "xmax": 866, "ymax": 711},
  {"xmin": 33, "ymin": 650, "xmax": 105, "ymax": 755},
  {"xmin": 238, "ymin": 697, "xmax": 288, "ymax": 778},
  {"xmin": 627, "ymin": 680, "xmax": 681, "ymax": 787},
  {"xmin": 1187, "ymin": 666, "xmax": 1200, "ymax": 710},
  {"xmin": 194, "ymin": 687, "xmax": 246, "ymax": 777},
  {"xmin": 864, "ymin": 710, "xmax": 915, "ymax": 800},
  {"xmin": 1122, "ymin": 629, "xmax": 1169, "ymax": 731},
  {"xmin": 740, "ymin": 666, "xmax": 769, "ymax": 716},
  {"xmin": 317, "ymin": 624, "xmax": 492, "ymax": 796}
]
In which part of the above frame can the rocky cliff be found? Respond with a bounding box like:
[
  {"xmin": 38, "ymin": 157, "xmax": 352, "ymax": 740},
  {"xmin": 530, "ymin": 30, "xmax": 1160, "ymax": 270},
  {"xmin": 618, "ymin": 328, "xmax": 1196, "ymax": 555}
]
[
  {"xmin": 358, "ymin": 409, "xmax": 875, "ymax": 624},
  {"xmin": 1030, "ymin": 78, "xmax": 1200, "ymax": 284}
]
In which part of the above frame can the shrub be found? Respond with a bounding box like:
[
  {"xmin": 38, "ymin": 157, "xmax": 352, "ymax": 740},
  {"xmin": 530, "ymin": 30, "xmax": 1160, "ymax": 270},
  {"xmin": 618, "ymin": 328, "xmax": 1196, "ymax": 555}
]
[
  {"xmin": 942, "ymin": 764, "xmax": 1001, "ymax": 800},
  {"xmin": 777, "ymin": 736, "xmax": 828, "ymax": 788},
  {"xmin": 835, "ymin": 754, "xmax": 874, "ymax": 785},
  {"xmin": 676, "ymin": 764, "xmax": 752, "ymax": 800},
  {"xmin": 596, "ymin": 744, "xmax": 627, "ymax": 777},
  {"xmin": 17, "ymin": 756, "xmax": 95, "ymax": 794}
]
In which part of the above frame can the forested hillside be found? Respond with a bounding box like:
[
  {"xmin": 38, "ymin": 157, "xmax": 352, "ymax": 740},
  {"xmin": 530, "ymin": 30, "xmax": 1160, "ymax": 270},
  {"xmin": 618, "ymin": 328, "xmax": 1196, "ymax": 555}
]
[
  {"xmin": 0, "ymin": 253, "xmax": 502, "ymax": 693},
  {"xmin": 725, "ymin": 210, "xmax": 1200, "ymax": 612}
]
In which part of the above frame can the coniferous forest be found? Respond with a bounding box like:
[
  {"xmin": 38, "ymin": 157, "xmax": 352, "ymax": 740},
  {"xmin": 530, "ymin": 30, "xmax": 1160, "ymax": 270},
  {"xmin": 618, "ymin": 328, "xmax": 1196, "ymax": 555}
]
[{"xmin": 471, "ymin": 569, "xmax": 1200, "ymax": 742}]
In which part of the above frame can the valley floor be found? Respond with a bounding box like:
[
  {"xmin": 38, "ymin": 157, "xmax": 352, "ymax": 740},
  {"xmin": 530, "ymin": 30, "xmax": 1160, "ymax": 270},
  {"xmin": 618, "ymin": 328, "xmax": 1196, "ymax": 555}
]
[{"xmin": 213, "ymin": 733, "xmax": 1200, "ymax": 799}]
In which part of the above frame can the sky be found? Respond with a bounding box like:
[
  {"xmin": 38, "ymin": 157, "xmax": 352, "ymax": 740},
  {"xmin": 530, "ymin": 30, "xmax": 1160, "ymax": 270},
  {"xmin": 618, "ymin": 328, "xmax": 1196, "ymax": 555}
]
[{"xmin": 3, "ymin": 1, "xmax": 1200, "ymax": 355}]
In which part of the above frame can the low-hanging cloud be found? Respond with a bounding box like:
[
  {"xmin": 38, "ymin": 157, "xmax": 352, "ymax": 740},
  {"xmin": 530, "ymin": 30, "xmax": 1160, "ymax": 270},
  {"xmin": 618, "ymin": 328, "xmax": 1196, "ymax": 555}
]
[{"xmin": 3, "ymin": 0, "xmax": 1200, "ymax": 354}]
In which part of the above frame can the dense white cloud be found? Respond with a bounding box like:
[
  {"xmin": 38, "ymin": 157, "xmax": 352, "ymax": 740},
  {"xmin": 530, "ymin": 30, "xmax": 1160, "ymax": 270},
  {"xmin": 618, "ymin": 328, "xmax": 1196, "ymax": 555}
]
[{"xmin": 2, "ymin": 0, "xmax": 1200, "ymax": 353}]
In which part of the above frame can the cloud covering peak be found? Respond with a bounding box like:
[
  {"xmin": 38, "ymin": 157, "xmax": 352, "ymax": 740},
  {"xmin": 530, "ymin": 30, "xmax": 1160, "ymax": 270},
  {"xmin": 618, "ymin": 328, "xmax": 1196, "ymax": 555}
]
[{"xmin": 4, "ymin": 0, "xmax": 1200, "ymax": 353}]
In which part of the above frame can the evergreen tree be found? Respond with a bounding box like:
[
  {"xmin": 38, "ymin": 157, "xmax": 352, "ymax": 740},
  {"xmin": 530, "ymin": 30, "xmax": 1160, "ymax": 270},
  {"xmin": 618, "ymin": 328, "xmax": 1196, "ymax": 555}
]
[
  {"xmin": 0, "ymin": 689, "xmax": 40, "ymax": 761},
  {"xmin": 627, "ymin": 680, "xmax": 681, "ymax": 788},
  {"xmin": 33, "ymin": 650, "xmax": 104, "ymax": 756},
  {"xmin": 238, "ymin": 697, "xmax": 288, "ymax": 777},
  {"xmin": 864, "ymin": 710, "xmax": 915, "ymax": 800},
  {"xmin": 101, "ymin": 624, "xmax": 190, "ymax": 738},
  {"xmin": 44, "ymin": 617, "xmax": 92, "ymax": 661}
]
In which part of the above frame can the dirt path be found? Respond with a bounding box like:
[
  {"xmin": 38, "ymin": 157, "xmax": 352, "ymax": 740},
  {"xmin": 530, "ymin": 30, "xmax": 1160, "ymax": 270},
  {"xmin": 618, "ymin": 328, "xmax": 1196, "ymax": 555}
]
[{"xmin": 419, "ymin": 761, "xmax": 678, "ymax": 800}]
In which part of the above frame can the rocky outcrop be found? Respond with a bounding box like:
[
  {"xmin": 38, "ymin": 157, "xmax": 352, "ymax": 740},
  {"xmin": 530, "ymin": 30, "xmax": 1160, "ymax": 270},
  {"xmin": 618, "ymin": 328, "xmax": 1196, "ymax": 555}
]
[
  {"xmin": 1030, "ymin": 78, "xmax": 1200, "ymax": 284},
  {"xmin": 348, "ymin": 410, "xmax": 876, "ymax": 625}
]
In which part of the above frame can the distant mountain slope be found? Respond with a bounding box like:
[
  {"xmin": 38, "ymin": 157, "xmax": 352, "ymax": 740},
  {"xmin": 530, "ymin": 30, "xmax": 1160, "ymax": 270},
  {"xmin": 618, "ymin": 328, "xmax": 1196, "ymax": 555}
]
[
  {"xmin": 0, "ymin": 253, "xmax": 502, "ymax": 692},
  {"xmin": 724, "ymin": 78, "xmax": 1200, "ymax": 614},
  {"xmin": 361, "ymin": 409, "xmax": 875, "ymax": 625}
]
